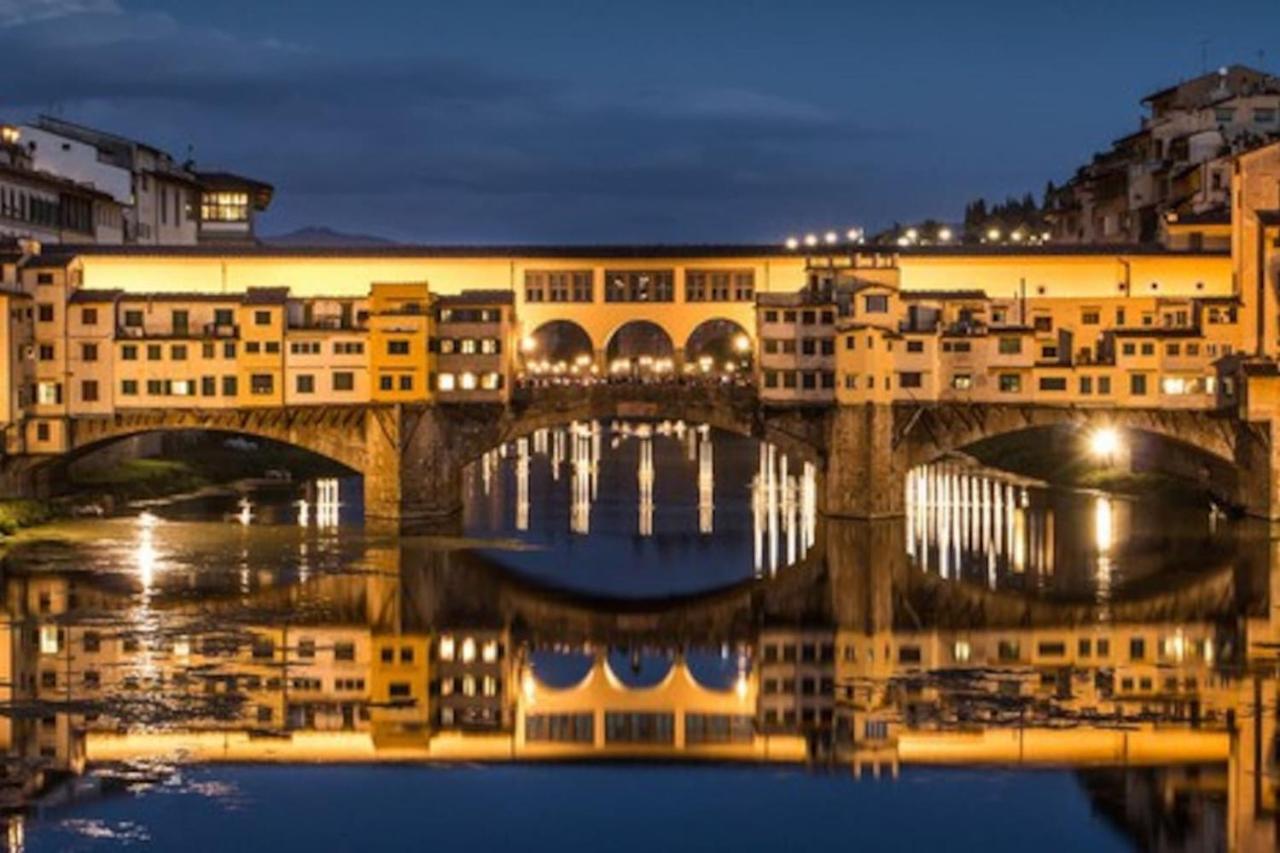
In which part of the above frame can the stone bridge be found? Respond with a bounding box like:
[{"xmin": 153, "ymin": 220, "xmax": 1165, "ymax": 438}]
[
  {"xmin": 6, "ymin": 390, "xmax": 1280, "ymax": 524},
  {"xmin": 824, "ymin": 401, "xmax": 1277, "ymax": 519}
]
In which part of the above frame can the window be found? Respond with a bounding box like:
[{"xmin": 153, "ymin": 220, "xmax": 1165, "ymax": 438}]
[
  {"xmin": 171, "ymin": 309, "xmax": 189, "ymax": 335},
  {"xmin": 1098, "ymin": 376, "xmax": 1111, "ymax": 394},
  {"xmin": 334, "ymin": 642, "xmax": 356, "ymax": 662},
  {"xmin": 171, "ymin": 344, "xmax": 187, "ymax": 361},
  {"xmin": 121, "ymin": 344, "xmax": 138, "ymax": 361},
  {"xmin": 604, "ymin": 269, "xmax": 674, "ymax": 302},
  {"xmin": 898, "ymin": 372, "xmax": 922, "ymax": 389},
  {"xmin": 906, "ymin": 340, "xmax": 924, "ymax": 353},
  {"xmin": 147, "ymin": 344, "xmax": 162, "ymax": 361},
  {"xmin": 379, "ymin": 376, "xmax": 393, "ymax": 391},
  {"xmin": 201, "ymin": 376, "xmax": 216, "ymax": 396},
  {"xmin": 387, "ymin": 339, "xmax": 410, "ymax": 355},
  {"xmin": 437, "ymin": 373, "xmax": 456, "ymax": 391},
  {"xmin": 1038, "ymin": 376, "xmax": 1067, "ymax": 391},
  {"xmin": 525, "ymin": 270, "xmax": 594, "ymax": 303},
  {"xmin": 81, "ymin": 307, "xmax": 98, "ymax": 325},
  {"xmin": 1130, "ymin": 373, "xmax": 1147, "ymax": 395},
  {"xmin": 254, "ymin": 310, "xmax": 271, "ymax": 326},
  {"xmin": 950, "ymin": 374, "xmax": 972, "ymax": 390},
  {"xmin": 998, "ymin": 337, "xmax": 1022, "ymax": 354},
  {"xmin": 38, "ymin": 344, "xmax": 54, "ymax": 361},
  {"xmin": 201, "ymin": 191, "xmax": 249, "ymax": 222},
  {"xmin": 295, "ymin": 374, "xmax": 315, "ymax": 394},
  {"xmin": 1033, "ymin": 316, "xmax": 1052, "ymax": 332},
  {"xmin": 998, "ymin": 373, "xmax": 1021, "ymax": 392},
  {"xmin": 222, "ymin": 376, "xmax": 238, "ymax": 396},
  {"xmin": 863, "ymin": 294, "xmax": 889, "ymax": 313},
  {"xmin": 214, "ymin": 308, "xmax": 234, "ymax": 326},
  {"xmin": 80, "ymin": 380, "xmax": 98, "ymax": 402},
  {"xmin": 1079, "ymin": 376, "xmax": 1093, "ymax": 394},
  {"xmin": 333, "ymin": 371, "xmax": 354, "ymax": 392},
  {"xmin": 1081, "ymin": 310, "xmax": 1100, "ymax": 325},
  {"xmin": 36, "ymin": 382, "xmax": 60, "ymax": 405},
  {"xmin": 250, "ymin": 374, "xmax": 274, "ymax": 395},
  {"xmin": 121, "ymin": 379, "xmax": 138, "ymax": 396},
  {"xmin": 399, "ymin": 375, "xmax": 413, "ymax": 391}
]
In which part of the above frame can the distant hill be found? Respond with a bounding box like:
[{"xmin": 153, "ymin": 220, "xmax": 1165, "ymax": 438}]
[{"xmin": 263, "ymin": 226, "xmax": 394, "ymax": 247}]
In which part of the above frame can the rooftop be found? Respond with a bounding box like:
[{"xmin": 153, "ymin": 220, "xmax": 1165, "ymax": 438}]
[{"xmin": 51, "ymin": 242, "xmax": 1232, "ymax": 261}]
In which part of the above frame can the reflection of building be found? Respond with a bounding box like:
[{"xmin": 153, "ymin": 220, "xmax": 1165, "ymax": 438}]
[
  {"xmin": 0, "ymin": 513, "xmax": 1274, "ymax": 848},
  {"xmin": 757, "ymin": 629, "xmax": 835, "ymax": 733},
  {"xmin": 430, "ymin": 629, "xmax": 513, "ymax": 731}
]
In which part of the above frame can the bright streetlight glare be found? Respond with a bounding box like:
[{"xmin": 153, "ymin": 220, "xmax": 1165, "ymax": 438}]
[{"xmin": 1088, "ymin": 427, "xmax": 1122, "ymax": 461}]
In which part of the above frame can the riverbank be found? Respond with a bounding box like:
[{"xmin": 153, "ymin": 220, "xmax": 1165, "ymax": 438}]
[{"xmin": 0, "ymin": 499, "xmax": 56, "ymax": 537}]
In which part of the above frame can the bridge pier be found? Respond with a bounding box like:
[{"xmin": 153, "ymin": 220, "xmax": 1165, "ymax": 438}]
[
  {"xmin": 363, "ymin": 405, "xmax": 467, "ymax": 532},
  {"xmin": 1235, "ymin": 418, "xmax": 1280, "ymax": 521},
  {"xmin": 823, "ymin": 404, "xmax": 906, "ymax": 519}
]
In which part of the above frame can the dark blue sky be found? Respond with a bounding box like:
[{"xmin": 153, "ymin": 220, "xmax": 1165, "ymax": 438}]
[{"xmin": 4, "ymin": 0, "xmax": 1276, "ymax": 242}]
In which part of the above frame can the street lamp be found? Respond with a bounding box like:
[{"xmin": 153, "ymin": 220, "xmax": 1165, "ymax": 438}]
[
  {"xmin": 803, "ymin": 233, "xmax": 818, "ymax": 248},
  {"xmin": 521, "ymin": 335, "xmax": 537, "ymax": 354},
  {"xmin": 733, "ymin": 333, "xmax": 750, "ymax": 354},
  {"xmin": 1088, "ymin": 427, "xmax": 1122, "ymax": 464},
  {"xmin": 938, "ymin": 227, "xmax": 952, "ymax": 242},
  {"xmin": 824, "ymin": 231, "xmax": 838, "ymax": 245},
  {"xmin": 785, "ymin": 236, "xmax": 800, "ymax": 250}
]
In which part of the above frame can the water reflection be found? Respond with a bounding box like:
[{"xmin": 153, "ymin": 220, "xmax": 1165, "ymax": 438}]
[
  {"xmin": 905, "ymin": 461, "xmax": 1231, "ymax": 600},
  {"xmin": 0, "ymin": 461, "xmax": 1276, "ymax": 850},
  {"xmin": 464, "ymin": 421, "xmax": 816, "ymax": 596}
]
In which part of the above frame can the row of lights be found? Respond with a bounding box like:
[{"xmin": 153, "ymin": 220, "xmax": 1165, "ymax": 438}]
[
  {"xmin": 785, "ymin": 225, "xmax": 1057, "ymax": 249},
  {"xmin": 784, "ymin": 228, "xmax": 866, "ymax": 251}
]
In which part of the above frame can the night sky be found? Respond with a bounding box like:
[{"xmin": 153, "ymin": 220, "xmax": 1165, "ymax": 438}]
[{"xmin": 3, "ymin": 0, "xmax": 1277, "ymax": 243}]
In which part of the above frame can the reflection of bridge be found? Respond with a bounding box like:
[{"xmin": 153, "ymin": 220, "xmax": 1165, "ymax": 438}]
[
  {"xmin": 4, "ymin": 513, "xmax": 1275, "ymax": 846},
  {"xmin": 8, "ymin": 384, "xmax": 1277, "ymax": 527}
]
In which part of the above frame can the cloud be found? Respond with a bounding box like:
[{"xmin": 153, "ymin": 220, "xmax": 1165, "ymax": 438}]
[
  {"xmin": 0, "ymin": 0, "xmax": 117, "ymax": 28},
  {"xmin": 0, "ymin": 0, "xmax": 924, "ymax": 241}
]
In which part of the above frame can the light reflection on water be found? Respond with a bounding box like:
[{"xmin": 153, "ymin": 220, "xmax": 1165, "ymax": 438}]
[
  {"xmin": 0, "ymin": 435, "xmax": 1272, "ymax": 851},
  {"xmin": 464, "ymin": 421, "xmax": 816, "ymax": 596},
  {"xmin": 904, "ymin": 461, "xmax": 1233, "ymax": 600}
]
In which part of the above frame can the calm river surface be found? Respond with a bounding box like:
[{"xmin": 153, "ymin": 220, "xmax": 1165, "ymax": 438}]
[{"xmin": 0, "ymin": 420, "xmax": 1272, "ymax": 851}]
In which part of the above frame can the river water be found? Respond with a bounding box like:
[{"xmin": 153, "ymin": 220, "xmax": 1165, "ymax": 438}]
[{"xmin": 0, "ymin": 420, "xmax": 1272, "ymax": 851}]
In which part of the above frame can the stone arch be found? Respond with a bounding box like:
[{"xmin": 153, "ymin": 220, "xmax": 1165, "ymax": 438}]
[
  {"xmin": 897, "ymin": 404, "xmax": 1239, "ymax": 472},
  {"xmin": 684, "ymin": 318, "xmax": 753, "ymax": 373},
  {"xmin": 603, "ymin": 319, "xmax": 676, "ymax": 368},
  {"xmin": 454, "ymin": 384, "xmax": 825, "ymax": 468},
  {"xmin": 521, "ymin": 319, "xmax": 595, "ymax": 373},
  {"xmin": 60, "ymin": 407, "xmax": 375, "ymax": 475}
]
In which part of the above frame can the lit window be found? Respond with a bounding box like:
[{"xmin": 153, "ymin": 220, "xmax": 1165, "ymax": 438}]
[
  {"xmin": 1161, "ymin": 376, "xmax": 1188, "ymax": 395},
  {"xmin": 482, "ymin": 676, "xmax": 497, "ymax": 697},
  {"xmin": 460, "ymin": 372, "xmax": 477, "ymax": 390},
  {"xmin": 40, "ymin": 625, "xmax": 59, "ymax": 655},
  {"xmin": 461, "ymin": 637, "xmax": 476, "ymax": 663},
  {"xmin": 462, "ymin": 675, "xmax": 476, "ymax": 697},
  {"xmin": 482, "ymin": 640, "xmax": 498, "ymax": 663},
  {"xmin": 953, "ymin": 641, "xmax": 971, "ymax": 663},
  {"xmin": 201, "ymin": 191, "xmax": 249, "ymax": 222},
  {"xmin": 438, "ymin": 373, "xmax": 456, "ymax": 391},
  {"xmin": 36, "ymin": 381, "xmax": 59, "ymax": 405},
  {"xmin": 438, "ymin": 635, "xmax": 455, "ymax": 661}
]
